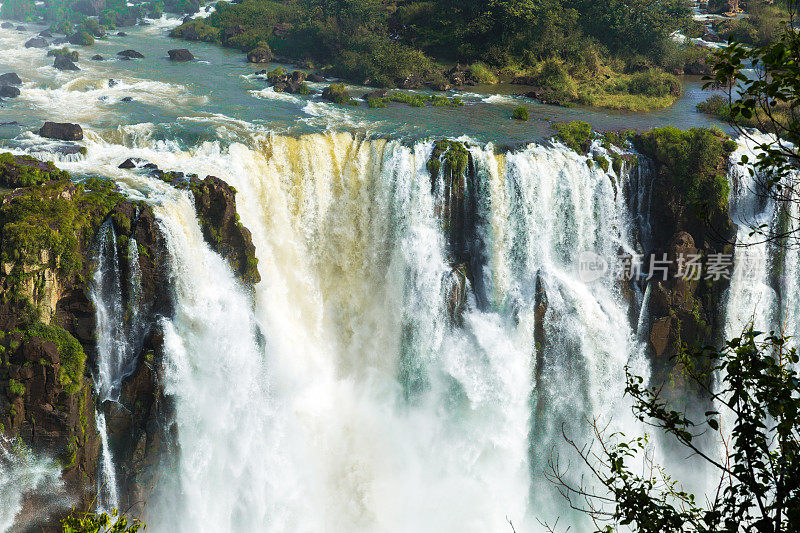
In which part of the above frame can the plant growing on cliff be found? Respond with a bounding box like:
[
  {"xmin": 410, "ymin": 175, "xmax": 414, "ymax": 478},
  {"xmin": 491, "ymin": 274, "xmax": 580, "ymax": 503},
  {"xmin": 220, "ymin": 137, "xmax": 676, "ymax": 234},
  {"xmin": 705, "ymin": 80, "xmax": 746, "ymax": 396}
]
[
  {"xmin": 61, "ymin": 509, "xmax": 144, "ymax": 533},
  {"xmin": 548, "ymin": 327, "xmax": 800, "ymax": 532}
]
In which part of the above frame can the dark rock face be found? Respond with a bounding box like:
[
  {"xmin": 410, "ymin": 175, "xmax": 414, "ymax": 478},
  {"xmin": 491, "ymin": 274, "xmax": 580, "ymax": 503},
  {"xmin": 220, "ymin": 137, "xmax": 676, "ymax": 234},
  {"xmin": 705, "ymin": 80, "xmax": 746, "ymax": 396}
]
[
  {"xmin": 118, "ymin": 157, "xmax": 139, "ymax": 169},
  {"xmin": 0, "ymin": 85, "xmax": 20, "ymax": 98},
  {"xmin": 38, "ymin": 122, "xmax": 84, "ymax": 141},
  {"xmin": 1, "ymin": 22, "xmax": 13, "ymax": 29},
  {"xmin": 167, "ymin": 48, "xmax": 194, "ymax": 61},
  {"xmin": 0, "ymin": 72, "xmax": 22, "ymax": 85},
  {"xmin": 307, "ymin": 72, "xmax": 326, "ymax": 83},
  {"xmin": 246, "ymin": 46, "xmax": 272, "ymax": 64},
  {"xmin": 53, "ymin": 55, "xmax": 80, "ymax": 71},
  {"xmin": 117, "ymin": 49, "xmax": 144, "ymax": 59},
  {"xmin": 91, "ymin": 54, "xmax": 104, "ymax": 60},
  {"xmin": 24, "ymin": 37, "xmax": 48, "ymax": 49},
  {"xmin": 185, "ymin": 176, "xmax": 261, "ymax": 284},
  {"xmin": 362, "ymin": 89, "xmax": 389, "ymax": 101}
]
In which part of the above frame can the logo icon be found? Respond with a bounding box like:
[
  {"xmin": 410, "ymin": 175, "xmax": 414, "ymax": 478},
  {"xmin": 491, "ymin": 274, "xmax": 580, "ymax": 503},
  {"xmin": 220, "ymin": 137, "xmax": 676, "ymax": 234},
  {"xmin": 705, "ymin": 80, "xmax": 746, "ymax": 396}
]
[{"xmin": 577, "ymin": 251, "xmax": 609, "ymax": 283}]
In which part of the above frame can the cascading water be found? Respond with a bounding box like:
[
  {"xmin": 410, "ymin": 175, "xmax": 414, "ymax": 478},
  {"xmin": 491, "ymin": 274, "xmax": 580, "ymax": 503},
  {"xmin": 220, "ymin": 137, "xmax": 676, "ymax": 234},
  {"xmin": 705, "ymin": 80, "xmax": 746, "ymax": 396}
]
[
  {"xmin": 25, "ymin": 128, "xmax": 658, "ymax": 532},
  {"xmin": 0, "ymin": 437, "xmax": 64, "ymax": 533},
  {"xmin": 90, "ymin": 219, "xmax": 147, "ymax": 510}
]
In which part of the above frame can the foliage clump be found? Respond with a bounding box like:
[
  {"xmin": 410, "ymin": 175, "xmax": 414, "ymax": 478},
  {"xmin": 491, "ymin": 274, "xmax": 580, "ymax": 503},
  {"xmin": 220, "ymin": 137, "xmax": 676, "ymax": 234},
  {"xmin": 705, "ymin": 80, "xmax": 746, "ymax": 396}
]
[
  {"xmin": 25, "ymin": 322, "xmax": 86, "ymax": 394},
  {"xmin": 633, "ymin": 126, "xmax": 736, "ymax": 220},
  {"xmin": 0, "ymin": 153, "xmax": 70, "ymax": 189},
  {"xmin": 554, "ymin": 121, "xmax": 594, "ymax": 153},
  {"xmin": 512, "ymin": 105, "xmax": 529, "ymax": 121}
]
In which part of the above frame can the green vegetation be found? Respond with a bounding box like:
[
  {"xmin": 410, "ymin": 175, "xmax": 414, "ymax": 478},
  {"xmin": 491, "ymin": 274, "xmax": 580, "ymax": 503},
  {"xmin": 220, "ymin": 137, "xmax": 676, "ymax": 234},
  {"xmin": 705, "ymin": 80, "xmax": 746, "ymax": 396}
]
[
  {"xmin": 61, "ymin": 509, "xmax": 144, "ymax": 533},
  {"xmin": 7, "ymin": 378, "xmax": 25, "ymax": 397},
  {"xmin": 427, "ymin": 140, "xmax": 469, "ymax": 182},
  {"xmin": 47, "ymin": 48, "xmax": 79, "ymax": 61},
  {"xmin": 633, "ymin": 126, "xmax": 736, "ymax": 220},
  {"xmin": 554, "ymin": 121, "xmax": 593, "ymax": 153},
  {"xmin": 167, "ymin": 0, "xmax": 702, "ymax": 110},
  {"xmin": 365, "ymin": 92, "xmax": 464, "ymax": 109},
  {"xmin": 0, "ymin": 153, "xmax": 70, "ymax": 189},
  {"xmin": 68, "ymin": 30, "xmax": 94, "ymax": 46},
  {"xmin": 550, "ymin": 327, "xmax": 800, "ymax": 531},
  {"xmin": 712, "ymin": 1, "xmax": 787, "ymax": 47},
  {"xmin": 322, "ymin": 83, "xmax": 350, "ymax": 105},
  {"xmin": 24, "ymin": 322, "xmax": 86, "ymax": 394},
  {"xmin": 512, "ymin": 106, "xmax": 529, "ymax": 121}
]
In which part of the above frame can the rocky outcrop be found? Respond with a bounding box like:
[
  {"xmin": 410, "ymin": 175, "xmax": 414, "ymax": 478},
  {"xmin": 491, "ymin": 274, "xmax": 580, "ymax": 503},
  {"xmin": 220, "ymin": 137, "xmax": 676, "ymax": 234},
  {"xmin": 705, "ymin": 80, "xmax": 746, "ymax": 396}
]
[
  {"xmin": 167, "ymin": 48, "xmax": 194, "ymax": 61},
  {"xmin": 630, "ymin": 127, "xmax": 738, "ymax": 398},
  {"xmin": 53, "ymin": 55, "xmax": 80, "ymax": 71},
  {"xmin": 183, "ymin": 175, "xmax": 260, "ymax": 284},
  {"xmin": 0, "ymin": 85, "xmax": 20, "ymax": 98},
  {"xmin": 38, "ymin": 122, "xmax": 83, "ymax": 141},
  {"xmin": 0, "ymin": 72, "xmax": 22, "ymax": 85},
  {"xmin": 246, "ymin": 45, "xmax": 272, "ymax": 63},
  {"xmin": 117, "ymin": 49, "xmax": 144, "ymax": 59},
  {"xmin": 0, "ymin": 155, "xmax": 175, "ymax": 526},
  {"xmin": 24, "ymin": 37, "xmax": 48, "ymax": 49}
]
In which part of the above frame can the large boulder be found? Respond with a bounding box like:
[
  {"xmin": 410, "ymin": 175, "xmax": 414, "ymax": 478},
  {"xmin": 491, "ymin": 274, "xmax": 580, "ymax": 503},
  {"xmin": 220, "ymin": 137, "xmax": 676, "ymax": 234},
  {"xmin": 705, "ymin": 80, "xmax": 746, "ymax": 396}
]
[
  {"xmin": 117, "ymin": 49, "xmax": 144, "ymax": 59},
  {"xmin": 246, "ymin": 46, "xmax": 272, "ymax": 64},
  {"xmin": 322, "ymin": 83, "xmax": 351, "ymax": 104},
  {"xmin": 0, "ymin": 22, "xmax": 13, "ymax": 29},
  {"xmin": 0, "ymin": 85, "xmax": 20, "ymax": 98},
  {"xmin": 38, "ymin": 122, "xmax": 83, "ymax": 141},
  {"xmin": 24, "ymin": 37, "xmax": 48, "ymax": 49},
  {"xmin": 167, "ymin": 48, "xmax": 194, "ymax": 61},
  {"xmin": 0, "ymin": 73, "xmax": 22, "ymax": 85},
  {"xmin": 53, "ymin": 55, "xmax": 80, "ymax": 71}
]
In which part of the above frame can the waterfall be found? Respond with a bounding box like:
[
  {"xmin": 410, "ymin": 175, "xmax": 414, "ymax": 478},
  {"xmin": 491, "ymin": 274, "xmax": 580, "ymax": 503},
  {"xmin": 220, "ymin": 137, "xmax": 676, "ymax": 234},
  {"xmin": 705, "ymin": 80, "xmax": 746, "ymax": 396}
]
[
  {"xmin": 37, "ymin": 130, "xmax": 656, "ymax": 532},
  {"xmin": 0, "ymin": 437, "xmax": 64, "ymax": 533},
  {"xmin": 90, "ymin": 219, "xmax": 147, "ymax": 511}
]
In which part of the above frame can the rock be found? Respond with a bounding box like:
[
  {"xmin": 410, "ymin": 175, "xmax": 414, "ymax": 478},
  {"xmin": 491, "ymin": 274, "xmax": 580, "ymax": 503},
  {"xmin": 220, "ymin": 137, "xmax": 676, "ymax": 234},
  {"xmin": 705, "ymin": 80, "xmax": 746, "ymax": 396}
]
[
  {"xmin": 0, "ymin": 86, "xmax": 20, "ymax": 98},
  {"xmin": 703, "ymin": 32, "xmax": 723, "ymax": 43},
  {"xmin": 362, "ymin": 89, "xmax": 389, "ymax": 101},
  {"xmin": 118, "ymin": 158, "xmax": 138, "ymax": 169},
  {"xmin": 307, "ymin": 72, "xmax": 326, "ymax": 83},
  {"xmin": 15, "ymin": 25, "xmax": 25, "ymax": 31},
  {"xmin": 52, "ymin": 37, "xmax": 68, "ymax": 46},
  {"xmin": 39, "ymin": 31, "xmax": 53, "ymax": 38},
  {"xmin": 38, "ymin": 121, "xmax": 83, "ymax": 141},
  {"xmin": 1, "ymin": 22, "xmax": 13, "ymax": 29},
  {"xmin": 167, "ymin": 49, "xmax": 194, "ymax": 61},
  {"xmin": 246, "ymin": 46, "xmax": 272, "ymax": 64},
  {"xmin": 108, "ymin": 79, "xmax": 118, "ymax": 87},
  {"xmin": 142, "ymin": 162, "xmax": 159, "ymax": 170},
  {"xmin": 24, "ymin": 37, "xmax": 48, "ymax": 49},
  {"xmin": 273, "ymin": 22, "xmax": 292, "ymax": 37},
  {"xmin": 186, "ymin": 175, "xmax": 260, "ymax": 283},
  {"xmin": 430, "ymin": 81, "xmax": 451, "ymax": 91},
  {"xmin": 511, "ymin": 75, "xmax": 537, "ymax": 86},
  {"xmin": 120, "ymin": 96, "xmax": 133, "ymax": 102},
  {"xmin": 322, "ymin": 84, "xmax": 350, "ymax": 104},
  {"xmin": 91, "ymin": 54, "xmax": 104, "ymax": 61},
  {"xmin": 0, "ymin": 73, "xmax": 22, "ymax": 85},
  {"xmin": 273, "ymin": 81, "xmax": 289, "ymax": 93},
  {"xmin": 48, "ymin": 49, "xmax": 79, "ymax": 61},
  {"xmin": 53, "ymin": 55, "xmax": 80, "ymax": 71},
  {"xmin": 181, "ymin": 16, "xmax": 192, "ymax": 24},
  {"xmin": 117, "ymin": 32, "xmax": 127, "ymax": 36},
  {"xmin": 117, "ymin": 49, "xmax": 144, "ymax": 59}
]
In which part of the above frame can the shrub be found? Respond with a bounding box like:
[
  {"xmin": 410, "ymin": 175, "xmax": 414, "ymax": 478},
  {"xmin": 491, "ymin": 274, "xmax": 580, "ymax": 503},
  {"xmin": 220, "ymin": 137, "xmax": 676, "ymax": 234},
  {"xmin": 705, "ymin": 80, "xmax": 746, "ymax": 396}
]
[
  {"xmin": 7, "ymin": 378, "xmax": 25, "ymax": 397},
  {"xmin": 468, "ymin": 62, "xmax": 498, "ymax": 84},
  {"xmin": 627, "ymin": 69, "xmax": 681, "ymax": 98},
  {"xmin": 512, "ymin": 105, "xmax": 529, "ymax": 121},
  {"xmin": 554, "ymin": 121, "xmax": 594, "ymax": 153},
  {"xmin": 47, "ymin": 48, "xmax": 79, "ymax": 61},
  {"xmin": 68, "ymin": 31, "xmax": 95, "ymax": 46},
  {"xmin": 27, "ymin": 322, "xmax": 86, "ymax": 395},
  {"xmin": 322, "ymin": 83, "xmax": 350, "ymax": 104},
  {"xmin": 535, "ymin": 59, "xmax": 578, "ymax": 102}
]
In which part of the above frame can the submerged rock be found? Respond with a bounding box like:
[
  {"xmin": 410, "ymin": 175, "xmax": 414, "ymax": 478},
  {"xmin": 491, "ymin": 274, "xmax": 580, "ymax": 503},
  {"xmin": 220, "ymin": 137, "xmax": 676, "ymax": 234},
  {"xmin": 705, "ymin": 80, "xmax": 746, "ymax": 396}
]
[
  {"xmin": 118, "ymin": 49, "xmax": 144, "ymax": 59},
  {"xmin": 24, "ymin": 37, "xmax": 48, "ymax": 49},
  {"xmin": 38, "ymin": 121, "xmax": 83, "ymax": 141},
  {"xmin": 0, "ymin": 86, "xmax": 20, "ymax": 98},
  {"xmin": 0, "ymin": 72, "xmax": 22, "ymax": 85},
  {"xmin": 120, "ymin": 96, "xmax": 133, "ymax": 102},
  {"xmin": 167, "ymin": 48, "xmax": 194, "ymax": 61},
  {"xmin": 91, "ymin": 54, "xmax": 104, "ymax": 60}
]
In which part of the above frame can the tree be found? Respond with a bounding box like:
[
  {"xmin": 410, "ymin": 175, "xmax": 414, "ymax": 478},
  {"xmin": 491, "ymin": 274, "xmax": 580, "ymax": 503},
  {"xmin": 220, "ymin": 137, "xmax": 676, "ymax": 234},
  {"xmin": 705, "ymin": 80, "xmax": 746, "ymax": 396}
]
[
  {"xmin": 706, "ymin": 1, "xmax": 800, "ymax": 242},
  {"xmin": 547, "ymin": 327, "xmax": 800, "ymax": 532}
]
